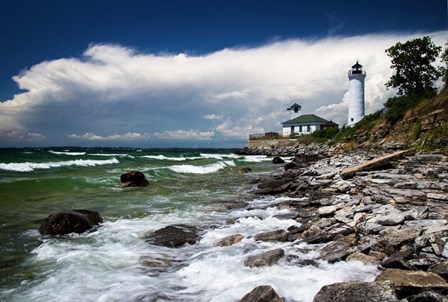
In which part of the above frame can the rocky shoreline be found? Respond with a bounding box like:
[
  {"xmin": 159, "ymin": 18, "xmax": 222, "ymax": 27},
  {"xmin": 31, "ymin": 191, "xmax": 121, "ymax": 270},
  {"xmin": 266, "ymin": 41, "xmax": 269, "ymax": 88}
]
[
  {"xmin": 38, "ymin": 143, "xmax": 448, "ymax": 301},
  {"xmin": 231, "ymin": 143, "xmax": 448, "ymax": 301}
]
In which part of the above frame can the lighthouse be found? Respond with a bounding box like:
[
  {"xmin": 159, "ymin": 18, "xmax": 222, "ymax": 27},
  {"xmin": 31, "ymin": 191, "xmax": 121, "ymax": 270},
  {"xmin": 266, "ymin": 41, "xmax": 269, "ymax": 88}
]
[{"xmin": 348, "ymin": 61, "xmax": 366, "ymax": 126}]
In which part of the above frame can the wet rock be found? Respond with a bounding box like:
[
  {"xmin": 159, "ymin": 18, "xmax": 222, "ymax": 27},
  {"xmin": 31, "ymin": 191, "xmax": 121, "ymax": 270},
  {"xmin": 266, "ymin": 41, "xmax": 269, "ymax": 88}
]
[
  {"xmin": 346, "ymin": 252, "xmax": 381, "ymax": 265},
  {"xmin": 381, "ymin": 226, "xmax": 422, "ymax": 247},
  {"xmin": 241, "ymin": 167, "xmax": 253, "ymax": 173},
  {"xmin": 38, "ymin": 209, "xmax": 103, "ymax": 235},
  {"xmin": 239, "ymin": 285, "xmax": 282, "ymax": 302},
  {"xmin": 120, "ymin": 170, "xmax": 149, "ymax": 187},
  {"xmin": 381, "ymin": 245, "xmax": 415, "ymax": 270},
  {"xmin": 429, "ymin": 261, "xmax": 448, "ymax": 281},
  {"xmin": 145, "ymin": 224, "xmax": 198, "ymax": 248},
  {"xmin": 320, "ymin": 234, "xmax": 358, "ymax": 263},
  {"xmin": 407, "ymin": 291, "xmax": 448, "ymax": 302},
  {"xmin": 375, "ymin": 268, "xmax": 448, "ymax": 288},
  {"xmin": 254, "ymin": 229, "xmax": 288, "ymax": 242},
  {"xmin": 284, "ymin": 162, "xmax": 298, "ymax": 171},
  {"xmin": 244, "ymin": 249, "xmax": 285, "ymax": 268},
  {"xmin": 312, "ymin": 281, "xmax": 399, "ymax": 302},
  {"xmin": 213, "ymin": 234, "xmax": 244, "ymax": 247},
  {"xmin": 272, "ymin": 157, "xmax": 285, "ymax": 164}
]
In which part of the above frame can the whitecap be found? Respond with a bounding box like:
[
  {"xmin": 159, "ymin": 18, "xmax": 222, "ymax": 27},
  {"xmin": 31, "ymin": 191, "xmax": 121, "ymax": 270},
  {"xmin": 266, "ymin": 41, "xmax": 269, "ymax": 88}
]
[
  {"xmin": 142, "ymin": 155, "xmax": 194, "ymax": 161},
  {"xmin": 49, "ymin": 150, "xmax": 86, "ymax": 156},
  {"xmin": 168, "ymin": 160, "xmax": 235, "ymax": 174},
  {"xmin": 0, "ymin": 158, "xmax": 119, "ymax": 172},
  {"xmin": 90, "ymin": 153, "xmax": 134, "ymax": 158}
]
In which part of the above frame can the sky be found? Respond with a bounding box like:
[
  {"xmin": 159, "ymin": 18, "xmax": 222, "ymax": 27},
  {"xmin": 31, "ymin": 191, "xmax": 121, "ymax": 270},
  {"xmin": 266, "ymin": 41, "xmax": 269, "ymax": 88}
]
[{"xmin": 0, "ymin": 0, "xmax": 447, "ymax": 148}]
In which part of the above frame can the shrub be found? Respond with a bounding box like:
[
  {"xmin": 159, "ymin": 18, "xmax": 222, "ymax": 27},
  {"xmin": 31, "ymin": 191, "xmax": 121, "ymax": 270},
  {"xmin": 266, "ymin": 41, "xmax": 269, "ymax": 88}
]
[{"xmin": 384, "ymin": 95, "xmax": 423, "ymax": 122}]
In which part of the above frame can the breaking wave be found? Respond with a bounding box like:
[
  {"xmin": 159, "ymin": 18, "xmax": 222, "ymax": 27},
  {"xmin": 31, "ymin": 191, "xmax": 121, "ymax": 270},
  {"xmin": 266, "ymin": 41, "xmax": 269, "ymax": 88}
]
[
  {"xmin": 0, "ymin": 158, "xmax": 120, "ymax": 172},
  {"xmin": 168, "ymin": 161, "xmax": 236, "ymax": 174}
]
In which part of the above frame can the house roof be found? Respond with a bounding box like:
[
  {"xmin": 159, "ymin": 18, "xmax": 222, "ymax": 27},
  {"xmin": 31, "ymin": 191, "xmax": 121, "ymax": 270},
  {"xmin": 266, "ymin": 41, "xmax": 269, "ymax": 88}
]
[{"xmin": 282, "ymin": 114, "xmax": 329, "ymax": 125}]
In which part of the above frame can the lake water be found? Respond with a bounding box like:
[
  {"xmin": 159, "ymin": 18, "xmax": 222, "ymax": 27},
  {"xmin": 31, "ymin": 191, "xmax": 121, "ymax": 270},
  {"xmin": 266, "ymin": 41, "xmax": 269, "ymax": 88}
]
[{"xmin": 0, "ymin": 148, "xmax": 378, "ymax": 302}]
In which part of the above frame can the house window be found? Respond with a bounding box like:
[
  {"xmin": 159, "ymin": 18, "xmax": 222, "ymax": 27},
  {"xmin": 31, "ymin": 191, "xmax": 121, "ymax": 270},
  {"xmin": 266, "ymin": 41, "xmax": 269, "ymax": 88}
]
[
  {"xmin": 290, "ymin": 126, "xmax": 295, "ymax": 134},
  {"xmin": 307, "ymin": 125, "xmax": 311, "ymax": 132},
  {"xmin": 299, "ymin": 125, "xmax": 302, "ymax": 132}
]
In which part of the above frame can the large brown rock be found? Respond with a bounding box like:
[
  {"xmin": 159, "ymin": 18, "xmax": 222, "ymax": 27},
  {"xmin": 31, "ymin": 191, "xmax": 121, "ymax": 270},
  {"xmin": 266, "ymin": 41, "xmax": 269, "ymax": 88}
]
[
  {"xmin": 375, "ymin": 268, "xmax": 448, "ymax": 288},
  {"xmin": 213, "ymin": 234, "xmax": 244, "ymax": 247},
  {"xmin": 120, "ymin": 170, "xmax": 149, "ymax": 187},
  {"xmin": 239, "ymin": 285, "xmax": 282, "ymax": 302},
  {"xmin": 313, "ymin": 281, "xmax": 399, "ymax": 302},
  {"xmin": 145, "ymin": 224, "xmax": 199, "ymax": 248},
  {"xmin": 39, "ymin": 209, "xmax": 103, "ymax": 235}
]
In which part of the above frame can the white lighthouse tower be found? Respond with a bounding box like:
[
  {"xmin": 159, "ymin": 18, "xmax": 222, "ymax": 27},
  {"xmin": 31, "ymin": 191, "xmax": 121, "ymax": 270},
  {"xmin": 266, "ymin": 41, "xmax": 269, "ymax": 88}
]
[{"xmin": 348, "ymin": 61, "xmax": 366, "ymax": 126}]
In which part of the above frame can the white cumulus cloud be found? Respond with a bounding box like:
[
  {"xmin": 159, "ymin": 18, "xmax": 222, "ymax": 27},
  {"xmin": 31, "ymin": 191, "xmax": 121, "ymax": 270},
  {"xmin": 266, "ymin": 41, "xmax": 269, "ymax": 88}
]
[{"xmin": 0, "ymin": 30, "xmax": 446, "ymax": 146}]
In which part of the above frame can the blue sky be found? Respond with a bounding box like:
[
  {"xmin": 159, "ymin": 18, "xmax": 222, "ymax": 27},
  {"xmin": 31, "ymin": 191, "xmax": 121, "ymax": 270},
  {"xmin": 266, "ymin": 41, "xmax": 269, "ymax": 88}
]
[{"xmin": 0, "ymin": 0, "xmax": 447, "ymax": 147}]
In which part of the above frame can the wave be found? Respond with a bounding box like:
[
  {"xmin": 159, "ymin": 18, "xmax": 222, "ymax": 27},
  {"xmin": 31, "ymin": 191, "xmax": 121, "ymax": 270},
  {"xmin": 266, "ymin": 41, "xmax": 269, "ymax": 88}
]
[
  {"xmin": 142, "ymin": 155, "xmax": 194, "ymax": 161},
  {"xmin": 169, "ymin": 160, "xmax": 235, "ymax": 174},
  {"xmin": 49, "ymin": 150, "xmax": 87, "ymax": 156},
  {"xmin": 200, "ymin": 153, "xmax": 240, "ymax": 160},
  {"xmin": 90, "ymin": 153, "xmax": 134, "ymax": 158},
  {"xmin": 240, "ymin": 155, "xmax": 273, "ymax": 163},
  {"xmin": 0, "ymin": 158, "xmax": 119, "ymax": 172}
]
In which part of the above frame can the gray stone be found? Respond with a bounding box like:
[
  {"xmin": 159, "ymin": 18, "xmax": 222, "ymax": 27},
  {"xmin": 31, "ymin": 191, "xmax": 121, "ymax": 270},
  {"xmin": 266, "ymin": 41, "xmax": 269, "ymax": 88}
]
[
  {"xmin": 407, "ymin": 291, "xmax": 448, "ymax": 302},
  {"xmin": 376, "ymin": 213, "xmax": 405, "ymax": 226},
  {"xmin": 427, "ymin": 193, "xmax": 448, "ymax": 200},
  {"xmin": 320, "ymin": 234, "xmax": 357, "ymax": 263},
  {"xmin": 382, "ymin": 226, "xmax": 422, "ymax": 247},
  {"xmin": 318, "ymin": 206, "xmax": 337, "ymax": 217},
  {"xmin": 346, "ymin": 252, "xmax": 381, "ymax": 265},
  {"xmin": 312, "ymin": 281, "xmax": 399, "ymax": 302},
  {"xmin": 239, "ymin": 285, "xmax": 282, "ymax": 302},
  {"xmin": 145, "ymin": 224, "xmax": 198, "ymax": 248},
  {"xmin": 404, "ymin": 219, "xmax": 447, "ymax": 228},
  {"xmin": 244, "ymin": 249, "xmax": 285, "ymax": 268}
]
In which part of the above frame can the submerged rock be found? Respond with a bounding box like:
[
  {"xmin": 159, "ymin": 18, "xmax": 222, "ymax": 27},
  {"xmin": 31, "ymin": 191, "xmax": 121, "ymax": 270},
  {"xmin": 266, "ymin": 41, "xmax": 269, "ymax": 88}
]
[
  {"xmin": 272, "ymin": 157, "xmax": 285, "ymax": 164},
  {"xmin": 213, "ymin": 234, "xmax": 244, "ymax": 247},
  {"xmin": 120, "ymin": 170, "xmax": 149, "ymax": 187},
  {"xmin": 239, "ymin": 285, "xmax": 282, "ymax": 302},
  {"xmin": 38, "ymin": 209, "xmax": 103, "ymax": 235},
  {"xmin": 313, "ymin": 281, "xmax": 399, "ymax": 302},
  {"xmin": 244, "ymin": 248, "xmax": 285, "ymax": 268},
  {"xmin": 145, "ymin": 224, "xmax": 199, "ymax": 248}
]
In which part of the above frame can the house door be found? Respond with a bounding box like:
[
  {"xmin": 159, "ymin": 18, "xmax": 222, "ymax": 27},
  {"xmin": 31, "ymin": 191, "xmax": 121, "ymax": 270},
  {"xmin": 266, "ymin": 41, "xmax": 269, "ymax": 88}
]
[{"xmin": 290, "ymin": 126, "xmax": 295, "ymax": 134}]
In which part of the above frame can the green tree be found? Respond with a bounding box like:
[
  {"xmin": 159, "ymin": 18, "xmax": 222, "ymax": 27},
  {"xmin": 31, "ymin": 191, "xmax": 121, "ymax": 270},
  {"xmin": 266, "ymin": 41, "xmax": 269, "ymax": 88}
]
[
  {"xmin": 441, "ymin": 41, "xmax": 448, "ymax": 85},
  {"xmin": 386, "ymin": 36, "xmax": 441, "ymax": 97}
]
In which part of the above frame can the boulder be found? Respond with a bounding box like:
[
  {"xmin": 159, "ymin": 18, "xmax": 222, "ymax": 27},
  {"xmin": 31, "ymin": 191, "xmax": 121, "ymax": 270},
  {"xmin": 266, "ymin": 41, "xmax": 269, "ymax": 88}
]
[
  {"xmin": 39, "ymin": 209, "xmax": 103, "ymax": 236},
  {"xmin": 254, "ymin": 229, "xmax": 288, "ymax": 242},
  {"xmin": 429, "ymin": 261, "xmax": 448, "ymax": 281},
  {"xmin": 120, "ymin": 170, "xmax": 149, "ymax": 187},
  {"xmin": 320, "ymin": 234, "xmax": 358, "ymax": 263},
  {"xmin": 312, "ymin": 281, "xmax": 399, "ymax": 302},
  {"xmin": 145, "ymin": 224, "xmax": 198, "ymax": 248},
  {"xmin": 375, "ymin": 268, "xmax": 448, "ymax": 288},
  {"xmin": 213, "ymin": 234, "xmax": 244, "ymax": 247},
  {"xmin": 244, "ymin": 249, "xmax": 285, "ymax": 268},
  {"xmin": 407, "ymin": 291, "xmax": 448, "ymax": 302},
  {"xmin": 284, "ymin": 162, "xmax": 297, "ymax": 171},
  {"xmin": 239, "ymin": 285, "xmax": 282, "ymax": 302},
  {"xmin": 346, "ymin": 252, "xmax": 382, "ymax": 265},
  {"xmin": 272, "ymin": 157, "xmax": 285, "ymax": 164}
]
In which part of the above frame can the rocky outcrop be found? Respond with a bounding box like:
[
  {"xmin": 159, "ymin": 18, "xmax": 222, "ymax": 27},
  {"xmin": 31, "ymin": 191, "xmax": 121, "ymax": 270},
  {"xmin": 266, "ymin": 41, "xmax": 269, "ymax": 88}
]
[
  {"xmin": 239, "ymin": 285, "xmax": 282, "ymax": 302},
  {"xmin": 39, "ymin": 209, "xmax": 103, "ymax": 235},
  {"xmin": 120, "ymin": 170, "xmax": 149, "ymax": 187},
  {"xmin": 145, "ymin": 224, "xmax": 199, "ymax": 248},
  {"xmin": 312, "ymin": 281, "xmax": 399, "ymax": 302}
]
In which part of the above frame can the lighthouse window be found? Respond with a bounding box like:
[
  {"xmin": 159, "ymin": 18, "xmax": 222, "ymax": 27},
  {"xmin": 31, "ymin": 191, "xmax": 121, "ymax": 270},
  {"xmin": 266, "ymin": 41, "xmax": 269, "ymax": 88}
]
[{"xmin": 351, "ymin": 118, "xmax": 354, "ymax": 122}]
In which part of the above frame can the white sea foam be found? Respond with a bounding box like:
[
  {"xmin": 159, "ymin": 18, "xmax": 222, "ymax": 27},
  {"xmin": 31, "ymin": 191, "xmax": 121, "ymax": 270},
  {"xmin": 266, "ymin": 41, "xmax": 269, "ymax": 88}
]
[
  {"xmin": 169, "ymin": 160, "xmax": 235, "ymax": 174},
  {"xmin": 200, "ymin": 153, "xmax": 240, "ymax": 160},
  {"xmin": 90, "ymin": 153, "xmax": 134, "ymax": 158},
  {"xmin": 142, "ymin": 155, "xmax": 194, "ymax": 161},
  {"xmin": 0, "ymin": 158, "xmax": 119, "ymax": 172},
  {"xmin": 241, "ymin": 155, "xmax": 273, "ymax": 162},
  {"xmin": 49, "ymin": 150, "xmax": 86, "ymax": 156}
]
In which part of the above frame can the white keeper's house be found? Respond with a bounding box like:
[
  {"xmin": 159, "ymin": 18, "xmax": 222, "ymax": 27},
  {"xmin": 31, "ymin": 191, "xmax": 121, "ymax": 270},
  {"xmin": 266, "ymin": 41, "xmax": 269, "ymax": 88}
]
[{"xmin": 281, "ymin": 103, "xmax": 338, "ymax": 136}]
